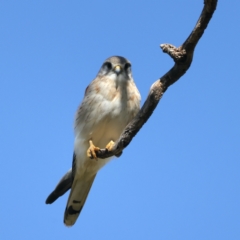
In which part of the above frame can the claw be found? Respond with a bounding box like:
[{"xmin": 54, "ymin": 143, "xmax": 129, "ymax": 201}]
[
  {"xmin": 87, "ymin": 140, "xmax": 100, "ymax": 160},
  {"xmin": 105, "ymin": 140, "xmax": 115, "ymax": 152}
]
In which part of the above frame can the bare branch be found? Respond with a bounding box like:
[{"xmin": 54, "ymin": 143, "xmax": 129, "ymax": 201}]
[{"xmin": 96, "ymin": 0, "xmax": 218, "ymax": 159}]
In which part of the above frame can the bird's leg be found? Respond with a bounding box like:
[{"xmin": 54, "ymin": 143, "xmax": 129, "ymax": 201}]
[{"xmin": 87, "ymin": 140, "xmax": 100, "ymax": 160}]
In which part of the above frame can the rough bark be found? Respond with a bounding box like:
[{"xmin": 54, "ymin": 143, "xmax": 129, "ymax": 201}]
[{"xmin": 96, "ymin": 0, "xmax": 218, "ymax": 159}]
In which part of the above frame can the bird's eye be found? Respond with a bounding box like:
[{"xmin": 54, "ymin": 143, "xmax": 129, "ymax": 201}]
[
  {"xmin": 98, "ymin": 62, "xmax": 112, "ymax": 76},
  {"xmin": 124, "ymin": 63, "xmax": 131, "ymax": 72},
  {"xmin": 102, "ymin": 62, "xmax": 112, "ymax": 71}
]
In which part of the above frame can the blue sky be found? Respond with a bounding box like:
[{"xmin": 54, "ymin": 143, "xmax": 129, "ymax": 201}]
[{"xmin": 1, "ymin": 0, "xmax": 239, "ymax": 239}]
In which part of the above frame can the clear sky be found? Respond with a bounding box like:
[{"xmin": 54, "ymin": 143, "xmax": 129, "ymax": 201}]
[{"xmin": 1, "ymin": 1, "xmax": 239, "ymax": 239}]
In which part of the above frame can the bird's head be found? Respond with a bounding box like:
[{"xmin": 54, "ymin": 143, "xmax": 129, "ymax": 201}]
[{"xmin": 97, "ymin": 56, "xmax": 133, "ymax": 82}]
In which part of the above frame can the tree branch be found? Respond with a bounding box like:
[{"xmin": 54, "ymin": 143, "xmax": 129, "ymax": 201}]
[{"xmin": 96, "ymin": 0, "xmax": 218, "ymax": 159}]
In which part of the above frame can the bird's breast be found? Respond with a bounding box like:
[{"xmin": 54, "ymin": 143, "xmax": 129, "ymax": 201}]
[{"xmin": 74, "ymin": 78, "xmax": 140, "ymax": 173}]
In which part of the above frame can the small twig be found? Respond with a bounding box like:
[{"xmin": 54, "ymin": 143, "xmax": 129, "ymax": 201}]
[{"xmin": 96, "ymin": 0, "xmax": 218, "ymax": 159}]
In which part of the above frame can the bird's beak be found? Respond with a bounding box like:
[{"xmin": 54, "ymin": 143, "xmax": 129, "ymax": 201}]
[{"xmin": 113, "ymin": 65, "xmax": 122, "ymax": 74}]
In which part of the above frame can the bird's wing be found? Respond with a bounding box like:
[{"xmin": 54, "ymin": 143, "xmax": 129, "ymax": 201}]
[{"xmin": 45, "ymin": 168, "xmax": 73, "ymax": 204}]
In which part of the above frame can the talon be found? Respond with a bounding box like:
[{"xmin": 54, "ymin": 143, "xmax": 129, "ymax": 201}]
[
  {"xmin": 87, "ymin": 140, "xmax": 100, "ymax": 160},
  {"xmin": 105, "ymin": 140, "xmax": 115, "ymax": 152}
]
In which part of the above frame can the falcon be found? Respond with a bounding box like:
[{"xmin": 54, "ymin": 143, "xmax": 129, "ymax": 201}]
[{"xmin": 46, "ymin": 56, "xmax": 141, "ymax": 226}]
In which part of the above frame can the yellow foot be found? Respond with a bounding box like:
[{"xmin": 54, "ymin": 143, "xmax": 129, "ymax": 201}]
[
  {"xmin": 87, "ymin": 140, "xmax": 100, "ymax": 159},
  {"xmin": 105, "ymin": 140, "xmax": 115, "ymax": 152}
]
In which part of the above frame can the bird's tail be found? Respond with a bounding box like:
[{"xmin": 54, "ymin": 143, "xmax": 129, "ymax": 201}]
[{"xmin": 64, "ymin": 174, "xmax": 96, "ymax": 226}]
